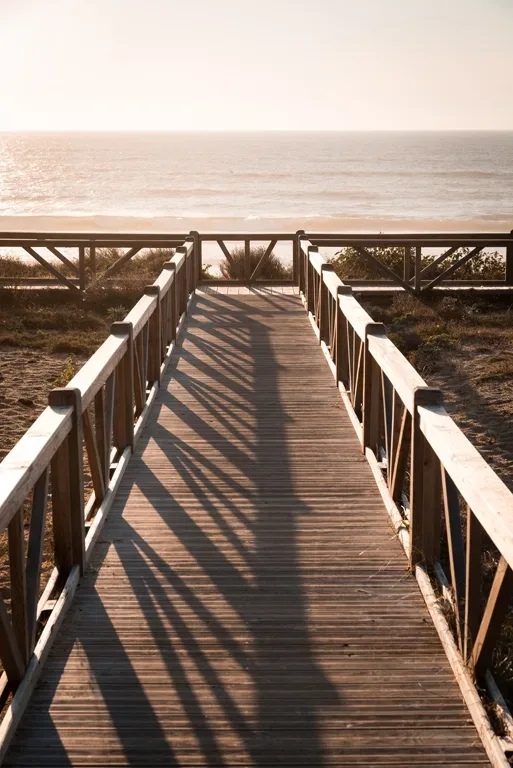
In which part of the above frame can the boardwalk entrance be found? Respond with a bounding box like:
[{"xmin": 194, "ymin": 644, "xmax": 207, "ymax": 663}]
[{"xmin": 5, "ymin": 289, "xmax": 487, "ymax": 766}]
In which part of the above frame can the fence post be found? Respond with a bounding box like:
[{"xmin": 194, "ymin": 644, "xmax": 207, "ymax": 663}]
[
  {"xmin": 306, "ymin": 246, "xmax": 318, "ymax": 316},
  {"xmin": 244, "ymin": 239, "xmax": 251, "ymax": 283},
  {"xmin": 319, "ymin": 264, "xmax": 335, "ymax": 345},
  {"xmin": 163, "ymin": 262, "xmax": 177, "ymax": 344},
  {"xmin": 111, "ymin": 322, "xmax": 135, "ymax": 453},
  {"xmin": 506, "ymin": 238, "xmax": 513, "ymax": 284},
  {"xmin": 414, "ymin": 246, "xmax": 422, "ymax": 293},
  {"xmin": 144, "ymin": 286, "xmax": 162, "ymax": 384},
  {"xmin": 294, "ymin": 230, "xmax": 305, "ymax": 287},
  {"xmin": 410, "ymin": 386, "xmax": 444, "ymax": 567},
  {"xmin": 78, "ymin": 246, "xmax": 86, "ymax": 293},
  {"xmin": 48, "ymin": 388, "xmax": 85, "ymax": 575},
  {"xmin": 190, "ymin": 231, "xmax": 201, "ymax": 286},
  {"xmin": 335, "ymin": 285, "xmax": 352, "ymax": 387},
  {"xmin": 362, "ymin": 323, "xmax": 386, "ymax": 455},
  {"xmin": 404, "ymin": 246, "xmax": 411, "ymax": 283}
]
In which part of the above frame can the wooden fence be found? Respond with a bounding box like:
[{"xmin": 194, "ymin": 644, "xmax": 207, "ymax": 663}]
[
  {"xmin": 2, "ymin": 229, "xmax": 512, "ymax": 292},
  {"xmin": 0, "ymin": 240, "xmax": 197, "ymax": 755},
  {"xmin": 2, "ymin": 230, "xmax": 513, "ymax": 763},
  {"xmin": 300, "ymin": 239, "xmax": 513, "ymax": 765}
]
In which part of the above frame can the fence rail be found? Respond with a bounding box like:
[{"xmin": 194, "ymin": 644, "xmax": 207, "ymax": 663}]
[
  {"xmin": 2, "ymin": 229, "xmax": 513, "ymax": 764},
  {"xmin": 0, "ymin": 240, "xmax": 198, "ymax": 756},
  {"xmin": 299, "ymin": 238, "xmax": 513, "ymax": 765},
  {"xmin": 3, "ymin": 229, "xmax": 512, "ymax": 292}
]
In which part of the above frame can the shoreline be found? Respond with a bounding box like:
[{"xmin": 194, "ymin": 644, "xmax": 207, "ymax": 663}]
[{"xmin": 0, "ymin": 214, "xmax": 512, "ymax": 235}]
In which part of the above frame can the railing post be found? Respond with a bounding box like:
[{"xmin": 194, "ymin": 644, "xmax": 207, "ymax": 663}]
[
  {"xmin": 78, "ymin": 246, "xmax": 86, "ymax": 293},
  {"xmin": 404, "ymin": 246, "xmax": 411, "ymax": 283},
  {"xmin": 244, "ymin": 239, "xmax": 251, "ymax": 283},
  {"xmin": 48, "ymin": 388, "xmax": 85, "ymax": 575},
  {"xmin": 414, "ymin": 246, "xmax": 422, "ymax": 294},
  {"xmin": 190, "ymin": 231, "xmax": 201, "ymax": 286},
  {"xmin": 335, "ymin": 285, "xmax": 352, "ymax": 387},
  {"xmin": 163, "ymin": 262, "xmax": 177, "ymax": 344},
  {"xmin": 306, "ymin": 246, "xmax": 318, "ymax": 316},
  {"xmin": 362, "ymin": 323, "xmax": 386, "ymax": 455},
  {"xmin": 144, "ymin": 286, "xmax": 162, "ymax": 384},
  {"xmin": 90, "ymin": 245, "xmax": 96, "ymax": 277},
  {"xmin": 506, "ymin": 239, "xmax": 513, "ymax": 284},
  {"xmin": 111, "ymin": 322, "xmax": 135, "ymax": 453},
  {"xmin": 174, "ymin": 246, "xmax": 188, "ymax": 314},
  {"xmin": 410, "ymin": 387, "xmax": 444, "ymax": 567},
  {"xmin": 319, "ymin": 263, "xmax": 335, "ymax": 345},
  {"xmin": 294, "ymin": 230, "xmax": 305, "ymax": 287}
]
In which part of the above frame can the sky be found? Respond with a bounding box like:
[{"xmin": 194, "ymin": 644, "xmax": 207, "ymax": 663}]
[{"xmin": 0, "ymin": 0, "xmax": 512, "ymax": 131}]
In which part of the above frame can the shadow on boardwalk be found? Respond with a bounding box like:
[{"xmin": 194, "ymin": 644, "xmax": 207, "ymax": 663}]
[{"xmin": 6, "ymin": 292, "xmax": 487, "ymax": 768}]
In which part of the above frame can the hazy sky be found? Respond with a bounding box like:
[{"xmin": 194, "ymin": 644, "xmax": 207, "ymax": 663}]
[{"xmin": 1, "ymin": 0, "xmax": 512, "ymax": 131}]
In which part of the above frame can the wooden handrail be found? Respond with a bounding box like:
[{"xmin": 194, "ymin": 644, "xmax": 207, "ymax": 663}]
[
  {"xmin": 298, "ymin": 238, "xmax": 513, "ymax": 753},
  {"xmin": 0, "ymin": 238, "xmax": 198, "ymax": 732}
]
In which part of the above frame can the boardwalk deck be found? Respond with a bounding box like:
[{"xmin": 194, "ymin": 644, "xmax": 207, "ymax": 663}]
[{"xmin": 5, "ymin": 290, "xmax": 488, "ymax": 766}]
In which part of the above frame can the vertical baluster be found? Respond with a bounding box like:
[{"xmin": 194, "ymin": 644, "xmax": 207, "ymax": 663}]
[
  {"xmin": 111, "ymin": 322, "xmax": 135, "ymax": 453},
  {"xmin": 49, "ymin": 388, "xmax": 85, "ymax": 574},
  {"xmin": 144, "ymin": 286, "xmax": 162, "ymax": 384},
  {"xmin": 8, "ymin": 507, "xmax": 29, "ymax": 666},
  {"xmin": 335, "ymin": 286, "xmax": 351, "ymax": 387},
  {"xmin": 441, "ymin": 468, "xmax": 466, "ymax": 651},
  {"xmin": 319, "ymin": 264, "xmax": 334, "ymax": 344},
  {"xmin": 410, "ymin": 387, "xmax": 443, "ymax": 566},
  {"xmin": 244, "ymin": 239, "xmax": 251, "ymax": 283},
  {"xmin": 414, "ymin": 246, "xmax": 422, "ymax": 293},
  {"xmin": 82, "ymin": 406, "xmax": 106, "ymax": 506},
  {"xmin": 94, "ymin": 387, "xmax": 109, "ymax": 485},
  {"xmin": 362, "ymin": 323, "xmax": 386, "ymax": 453},
  {"xmin": 464, "ymin": 507, "xmax": 483, "ymax": 660},
  {"xmin": 25, "ymin": 468, "xmax": 49, "ymax": 654}
]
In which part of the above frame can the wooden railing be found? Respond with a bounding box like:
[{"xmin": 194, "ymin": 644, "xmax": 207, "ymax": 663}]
[
  {"xmin": 300, "ymin": 238, "xmax": 513, "ymax": 767},
  {"xmin": 0, "ymin": 232, "xmax": 191, "ymax": 292},
  {"xmin": 2, "ymin": 229, "xmax": 513, "ymax": 292},
  {"xmin": 307, "ymin": 232, "xmax": 513, "ymax": 293},
  {"xmin": 0, "ymin": 240, "xmax": 197, "ymax": 756}
]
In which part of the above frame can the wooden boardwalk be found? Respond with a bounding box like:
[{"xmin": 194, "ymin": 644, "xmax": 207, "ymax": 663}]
[{"xmin": 5, "ymin": 289, "xmax": 488, "ymax": 766}]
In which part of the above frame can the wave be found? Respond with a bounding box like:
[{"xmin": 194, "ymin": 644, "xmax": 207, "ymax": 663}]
[{"xmin": 1, "ymin": 213, "xmax": 511, "ymax": 236}]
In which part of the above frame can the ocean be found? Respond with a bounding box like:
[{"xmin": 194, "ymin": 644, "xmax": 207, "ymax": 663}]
[{"xmin": 1, "ymin": 131, "xmax": 513, "ymax": 235}]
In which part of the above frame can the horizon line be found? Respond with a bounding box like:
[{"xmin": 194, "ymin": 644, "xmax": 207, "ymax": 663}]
[{"xmin": 2, "ymin": 128, "xmax": 513, "ymax": 134}]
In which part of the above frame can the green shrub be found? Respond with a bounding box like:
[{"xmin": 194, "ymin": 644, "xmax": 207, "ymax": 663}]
[
  {"xmin": 329, "ymin": 246, "xmax": 505, "ymax": 282},
  {"xmin": 219, "ymin": 246, "xmax": 292, "ymax": 280}
]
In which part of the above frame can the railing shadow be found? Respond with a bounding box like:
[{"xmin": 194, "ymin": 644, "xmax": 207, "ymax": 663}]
[
  {"xmin": 107, "ymin": 291, "xmax": 338, "ymax": 764},
  {"xmin": 8, "ymin": 290, "xmax": 340, "ymax": 766}
]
